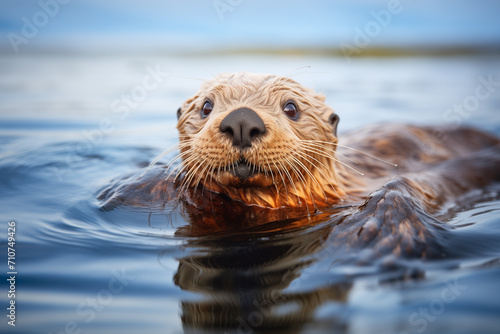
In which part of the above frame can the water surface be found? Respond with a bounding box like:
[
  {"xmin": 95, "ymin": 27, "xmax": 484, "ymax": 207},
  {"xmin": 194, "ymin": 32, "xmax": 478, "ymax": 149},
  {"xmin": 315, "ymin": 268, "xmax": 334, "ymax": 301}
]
[{"xmin": 1, "ymin": 54, "xmax": 500, "ymax": 334}]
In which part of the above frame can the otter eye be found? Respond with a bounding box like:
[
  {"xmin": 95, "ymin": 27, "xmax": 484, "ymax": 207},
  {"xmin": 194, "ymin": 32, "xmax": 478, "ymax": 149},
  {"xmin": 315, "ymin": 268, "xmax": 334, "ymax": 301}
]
[
  {"xmin": 201, "ymin": 100, "xmax": 213, "ymax": 118},
  {"xmin": 283, "ymin": 101, "xmax": 299, "ymax": 120}
]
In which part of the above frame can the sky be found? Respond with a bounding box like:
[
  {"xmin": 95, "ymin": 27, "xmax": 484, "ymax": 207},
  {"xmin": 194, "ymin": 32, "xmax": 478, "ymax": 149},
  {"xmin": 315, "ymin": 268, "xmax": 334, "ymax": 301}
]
[{"xmin": 0, "ymin": 0, "xmax": 499, "ymax": 54}]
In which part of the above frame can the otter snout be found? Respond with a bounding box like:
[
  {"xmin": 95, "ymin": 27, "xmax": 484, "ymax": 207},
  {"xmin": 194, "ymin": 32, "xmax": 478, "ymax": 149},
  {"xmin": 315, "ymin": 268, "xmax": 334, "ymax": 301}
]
[{"xmin": 219, "ymin": 107, "xmax": 266, "ymax": 149}]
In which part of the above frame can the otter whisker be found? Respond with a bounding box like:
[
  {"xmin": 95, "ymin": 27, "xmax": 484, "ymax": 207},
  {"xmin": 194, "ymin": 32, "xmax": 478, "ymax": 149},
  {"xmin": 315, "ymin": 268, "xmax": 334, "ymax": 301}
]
[
  {"xmin": 165, "ymin": 149, "xmax": 198, "ymax": 182},
  {"xmin": 274, "ymin": 160, "xmax": 292, "ymax": 205},
  {"xmin": 216, "ymin": 158, "xmax": 223, "ymax": 182},
  {"xmin": 252, "ymin": 151, "xmax": 259, "ymax": 175},
  {"xmin": 200, "ymin": 157, "xmax": 219, "ymax": 195},
  {"xmin": 289, "ymin": 164, "xmax": 315, "ymax": 214},
  {"xmin": 277, "ymin": 159, "xmax": 301, "ymax": 206},
  {"xmin": 281, "ymin": 65, "xmax": 312, "ymax": 79},
  {"xmin": 299, "ymin": 142, "xmax": 366, "ymax": 176},
  {"xmin": 283, "ymin": 157, "xmax": 308, "ymax": 208},
  {"xmin": 181, "ymin": 164, "xmax": 201, "ymax": 192},
  {"xmin": 164, "ymin": 159, "xmax": 185, "ymax": 183},
  {"xmin": 187, "ymin": 157, "xmax": 210, "ymax": 190},
  {"xmin": 301, "ymin": 139, "xmax": 398, "ymax": 167},
  {"xmin": 205, "ymin": 162, "xmax": 220, "ymax": 217},
  {"xmin": 282, "ymin": 154, "xmax": 316, "ymax": 213},
  {"xmin": 141, "ymin": 141, "xmax": 186, "ymax": 177},
  {"xmin": 296, "ymin": 145, "xmax": 337, "ymax": 176},
  {"xmin": 203, "ymin": 158, "xmax": 219, "ymax": 197},
  {"xmin": 300, "ymin": 141, "xmax": 361, "ymax": 166},
  {"xmin": 174, "ymin": 165, "xmax": 194, "ymax": 197},
  {"xmin": 166, "ymin": 147, "xmax": 195, "ymax": 170},
  {"xmin": 296, "ymin": 146, "xmax": 344, "ymax": 201},
  {"xmin": 290, "ymin": 155, "xmax": 323, "ymax": 211},
  {"xmin": 178, "ymin": 158, "xmax": 207, "ymax": 197},
  {"xmin": 231, "ymin": 161, "xmax": 236, "ymax": 177},
  {"xmin": 299, "ymin": 143, "xmax": 366, "ymax": 201},
  {"xmin": 298, "ymin": 147, "xmax": 365, "ymax": 176},
  {"xmin": 157, "ymin": 149, "xmax": 192, "ymax": 183},
  {"xmin": 264, "ymin": 160, "xmax": 280, "ymax": 198},
  {"xmin": 304, "ymin": 147, "xmax": 349, "ymax": 202},
  {"xmin": 151, "ymin": 140, "xmax": 195, "ymax": 175},
  {"xmin": 296, "ymin": 144, "xmax": 353, "ymax": 201},
  {"xmin": 254, "ymin": 151, "xmax": 268, "ymax": 178},
  {"xmin": 290, "ymin": 152, "xmax": 328, "ymax": 202},
  {"xmin": 193, "ymin": 157, "xmax": 215, "ymax": 195},
  {"xmin": 175, "ymin": 170, "xmax": 191, "ymax": 199},
  {"xmin": 169, "ymin": 73, "xmax": 206, "ymax": 84}
]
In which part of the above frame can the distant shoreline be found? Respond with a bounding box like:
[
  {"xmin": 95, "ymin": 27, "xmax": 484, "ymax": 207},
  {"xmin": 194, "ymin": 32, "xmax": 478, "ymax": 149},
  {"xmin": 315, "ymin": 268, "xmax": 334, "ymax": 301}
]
[{"xmin": 1, "ymin": 45, "xmax": 499, "ymax": 58}]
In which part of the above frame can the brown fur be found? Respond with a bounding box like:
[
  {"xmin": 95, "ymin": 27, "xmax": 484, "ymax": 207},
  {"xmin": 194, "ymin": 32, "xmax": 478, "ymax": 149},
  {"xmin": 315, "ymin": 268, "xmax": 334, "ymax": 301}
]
[
  {"xmin": 173, "ymin": 73, "xmax": 500, "ymax": 214},
  {"xmin": 175, "ymin": 72, "xmax": 358, "ymax": 210},
  {"xmin": 99, "ymin": 72, "xmax": 500, "ymax": 251}
]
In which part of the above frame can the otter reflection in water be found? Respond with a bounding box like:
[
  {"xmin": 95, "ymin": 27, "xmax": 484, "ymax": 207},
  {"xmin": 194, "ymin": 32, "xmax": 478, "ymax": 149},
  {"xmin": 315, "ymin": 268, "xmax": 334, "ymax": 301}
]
[{"xmin": 166, "ymin": 212, "xmax": 353, "ymax": 333}]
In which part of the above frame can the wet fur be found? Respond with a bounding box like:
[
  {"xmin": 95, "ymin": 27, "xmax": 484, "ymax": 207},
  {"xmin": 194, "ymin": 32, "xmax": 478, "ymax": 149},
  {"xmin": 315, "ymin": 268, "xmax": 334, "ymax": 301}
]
[
  {"xmin": 99, "ymin": 72, "xmax": 500, "ymax": 257},
  {"xmin": 175, "ymin": 72, "xmax": 355, "ymax": 209}
]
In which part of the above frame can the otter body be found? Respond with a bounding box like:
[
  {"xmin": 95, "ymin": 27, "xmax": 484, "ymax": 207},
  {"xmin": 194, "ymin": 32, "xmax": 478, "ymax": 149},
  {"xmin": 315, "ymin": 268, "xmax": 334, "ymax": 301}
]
[{"xmin": 99, "ymin": 72, "xmax": 500, "ymax": 258}]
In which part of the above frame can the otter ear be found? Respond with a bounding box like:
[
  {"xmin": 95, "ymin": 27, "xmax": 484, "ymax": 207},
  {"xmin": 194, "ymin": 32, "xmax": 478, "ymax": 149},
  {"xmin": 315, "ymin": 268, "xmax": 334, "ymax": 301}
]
[
  {"xmin": 177, "ymin": 107, "xmax": 182, "ymax": 120},
  {"xmin": 328, "ymin": 113, "xmax": 340, "ymax": 137}
]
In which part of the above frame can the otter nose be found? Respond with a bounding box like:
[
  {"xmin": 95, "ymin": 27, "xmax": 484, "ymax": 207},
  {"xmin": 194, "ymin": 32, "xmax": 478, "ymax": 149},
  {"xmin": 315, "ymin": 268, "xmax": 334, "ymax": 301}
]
[{"xmin": 219, "ymin": 107, "xmax": 266, "ymax": 149}]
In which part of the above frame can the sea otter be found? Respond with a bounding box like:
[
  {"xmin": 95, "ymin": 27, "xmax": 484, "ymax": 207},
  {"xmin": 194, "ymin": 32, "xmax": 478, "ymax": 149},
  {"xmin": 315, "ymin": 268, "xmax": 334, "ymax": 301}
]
[{"xmin": 99, "ymin": 72, "xmax": 500, "ymax": 257}]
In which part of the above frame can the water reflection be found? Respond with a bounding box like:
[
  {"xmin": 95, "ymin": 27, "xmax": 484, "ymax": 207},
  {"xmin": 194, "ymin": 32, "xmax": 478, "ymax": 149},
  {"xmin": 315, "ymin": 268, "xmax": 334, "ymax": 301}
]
[
  {"xmin": 169, "ymin": 219, "xmax": 352, "ymax": 333},
  {"xmin": 160, "ymin": 184, "xmax": 500, "ymax": 333}
]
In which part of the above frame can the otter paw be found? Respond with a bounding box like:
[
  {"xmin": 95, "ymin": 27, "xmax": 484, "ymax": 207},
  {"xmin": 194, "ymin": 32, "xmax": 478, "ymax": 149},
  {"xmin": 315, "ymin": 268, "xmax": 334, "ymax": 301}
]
[{"xmin": 342, "ymin": 181, "xmax": 450, "ymax": 260}]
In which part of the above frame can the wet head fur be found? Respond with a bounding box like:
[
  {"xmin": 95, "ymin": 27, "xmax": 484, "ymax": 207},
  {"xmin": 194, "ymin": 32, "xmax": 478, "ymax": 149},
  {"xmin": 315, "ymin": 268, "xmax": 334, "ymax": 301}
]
[{"xmin": 175, "ymin": 72, "xmax": 356, "ymax": 209}]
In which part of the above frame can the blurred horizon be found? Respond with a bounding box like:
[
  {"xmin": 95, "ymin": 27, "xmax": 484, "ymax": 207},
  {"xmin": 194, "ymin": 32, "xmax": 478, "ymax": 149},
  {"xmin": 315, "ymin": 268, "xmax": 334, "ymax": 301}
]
[{"xmin": 1, "ymin": 0, "xmax": 500, "ymax": 56}]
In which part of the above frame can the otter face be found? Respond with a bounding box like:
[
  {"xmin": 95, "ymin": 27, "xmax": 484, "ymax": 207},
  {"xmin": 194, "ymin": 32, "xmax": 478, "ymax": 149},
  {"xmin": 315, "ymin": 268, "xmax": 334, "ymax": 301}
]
[{"xmin": 175, "ymin": 72, "xmax": 342, "ymax": 208}]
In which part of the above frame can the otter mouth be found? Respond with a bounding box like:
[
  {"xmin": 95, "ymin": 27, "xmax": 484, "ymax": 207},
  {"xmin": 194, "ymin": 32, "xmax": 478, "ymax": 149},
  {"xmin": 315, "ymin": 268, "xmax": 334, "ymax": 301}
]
[
  {"xmin": 232, "ymin": 159, "xmax": 256, "ymax": 180},
  {"xmin": 213, "ymin": 159, "xmax": 273, "ymax": 188}
]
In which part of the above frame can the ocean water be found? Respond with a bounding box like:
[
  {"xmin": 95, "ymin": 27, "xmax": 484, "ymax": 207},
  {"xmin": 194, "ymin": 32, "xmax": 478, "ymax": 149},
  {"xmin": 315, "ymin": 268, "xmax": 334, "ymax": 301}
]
[{"xmin": 1, "ymin": 53, "xmax": 500, "ymax": 334}]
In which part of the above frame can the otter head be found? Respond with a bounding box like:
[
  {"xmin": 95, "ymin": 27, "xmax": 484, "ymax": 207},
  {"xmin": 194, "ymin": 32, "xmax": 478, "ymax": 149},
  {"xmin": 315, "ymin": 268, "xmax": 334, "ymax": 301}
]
[{"xmin": 175, "ymin": 72, "xmax": 344, "ymax": 209}]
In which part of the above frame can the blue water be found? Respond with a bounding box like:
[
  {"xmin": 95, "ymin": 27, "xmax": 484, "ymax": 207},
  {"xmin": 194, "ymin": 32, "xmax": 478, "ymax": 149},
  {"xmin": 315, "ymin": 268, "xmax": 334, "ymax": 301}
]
[{"xmin": 1, "ymin": 53, "xmax": 500, "ymax": 334}]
